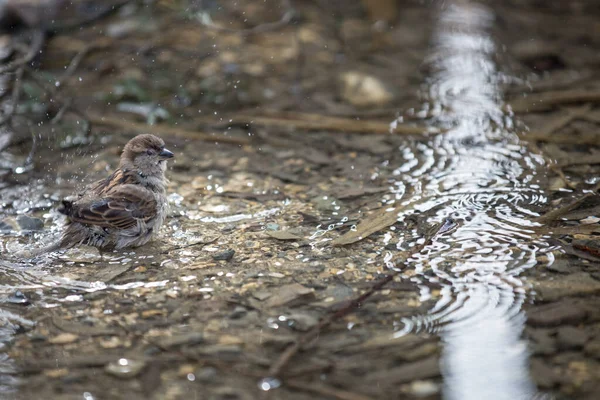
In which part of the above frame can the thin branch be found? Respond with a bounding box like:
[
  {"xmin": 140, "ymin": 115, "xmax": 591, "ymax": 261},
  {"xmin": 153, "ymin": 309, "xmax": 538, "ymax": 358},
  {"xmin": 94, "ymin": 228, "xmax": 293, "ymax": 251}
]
[
  {"xmin": 0, "ymin": 30, "xmax": 45, "ymax": 75},
  {"xmin": 215, "ymin": 111, "xmax": 433, "ymax": 135},
  {"xmin": 268, "ymin": 218, "xmax": 446, "ymax": 379},
  {"xmin": 0, "ymin": 66, "xmax": 25, "ymax": 126},
  {"xmin": 55, "ymin": 43, "xmax": 110, "ymax": 88},
  {"xmin": 87, "ymin": 113, "xmax": 250, "ymax": 145}
]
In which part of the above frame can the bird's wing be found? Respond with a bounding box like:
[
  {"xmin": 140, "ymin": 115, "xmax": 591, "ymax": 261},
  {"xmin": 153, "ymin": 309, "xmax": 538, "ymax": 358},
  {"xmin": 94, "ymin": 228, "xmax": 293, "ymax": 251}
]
[
  {"xmin": 66, "ymin": 185, "xmax": 157, "ymax": 230},
  {"xmin": 89, "ymin": 168, "xmax": 138, "ymax": 196}
]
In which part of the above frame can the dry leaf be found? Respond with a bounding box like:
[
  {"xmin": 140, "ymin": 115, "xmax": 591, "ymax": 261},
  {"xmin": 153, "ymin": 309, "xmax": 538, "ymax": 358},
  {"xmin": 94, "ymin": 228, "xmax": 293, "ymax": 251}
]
[{"xmin": 332, "ymin": 205, "xmax": 400, "ymax": 246}]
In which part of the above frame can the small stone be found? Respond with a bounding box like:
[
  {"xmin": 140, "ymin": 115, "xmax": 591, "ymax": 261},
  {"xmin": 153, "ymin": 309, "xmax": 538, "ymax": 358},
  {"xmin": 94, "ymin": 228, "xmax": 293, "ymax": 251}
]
[
  {"xmin": 0, "ymin": 218, "xmax": 17, "ymax": 232},
  {"xmin": 229, "ymin": 306, "xmax": 247, "ymax": 319},
  {"xmin": 218, "ymin": 335, "xmax": 244, "ymax": 346},
  {"xmin": 530, "ymin": 358, "xmax": 559, "ymax": 389},
  {"xmin": 16, "ymin": 215, "xmax": 44, "ymax": 231},
  {"xmin": 286, "ymin": 312, "xmax": 318, "ymax": 331},
  {"xmin": 146, "ymin": 293, "xmax": 166, "ymax": 304},
  {"xmin": 200, "ymin": 345, "xmax": 242, "ymax": 358},
  {"xmin": 213, "ymin": 387, "xmax": 244, "ymax": 399},
  {"xmin": 340, "ymin": 71, "xmax": 394, "ymax": 107},
  {"xmin": 212, "ymin": 249, "xmax": 235, "ymax": 261},
  {"xmin": 408, "ymin": 380, "xmax": 440, "ymax": 397},
  {"xmin": 584, "ymin": 340, "xmax": 600, "ymax": 359},
  {"xmin": 195, "ymin": 366, "xmax": 218, "ymax": 382},
  {"xmin": 158, "ymin": 332, "xmax": 204, "ymax": 348},
  {"xmin": 44, "ymin": 369, "xmax": 69, "ymax": 378},
  {"xmin": 265, "ymin": 283, "xmax": 315, "ymax": 308},
  {"xmin": 48, "ymin": 333, "xmax": 79, "ymax": 344},
  {"xmin": 27, "ymin": 333, "xmax": 47, "ymax": 342},
  {"xmin": 527, "ymin": 329, "xmax": 556, "ymax": 355},
  {"xmin": 6, "ymin": 290, "xmax": 29, "ymax": 305},
  {"xmin": 252, "ymin": 290, "xmax": 272, "ymax": 301},
  {"xmin": 545, "ymin": 260, "xmax": 571, "ymax": 274},
  {"xmin": 99, "ymin": 337, "xmax": 127, "ymax": 349},
  {"xmin": 265, "ymin": 223, "xmax": 280, "ymax": 231},
  {"xmin": 105, "ymin": 358, "xmax": 146, "ymax": 379},
  {"xmin": 141, "ymin": 309, "xmax": 165, "ymax": 318},
  {"xmin": 556, "ymin": 326, "xmax": 589, "ymax": 350},
  {"xmin": 527, "ymin": 301, "xmax": 587, "ymax": 327},
  {"xmin": 534, "ymin": 273, "xmax": 600, "ymax": 301},
  {"xmin": 265, "ymin": 230, "xmax": 302, "ymax": 241}
]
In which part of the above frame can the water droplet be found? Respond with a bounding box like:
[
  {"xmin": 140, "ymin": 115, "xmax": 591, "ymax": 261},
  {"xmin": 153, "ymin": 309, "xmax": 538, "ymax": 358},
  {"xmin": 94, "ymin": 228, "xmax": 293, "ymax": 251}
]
[{"xmin": 258, "ymin": 377, "xmax": 281, "ymax": 391}]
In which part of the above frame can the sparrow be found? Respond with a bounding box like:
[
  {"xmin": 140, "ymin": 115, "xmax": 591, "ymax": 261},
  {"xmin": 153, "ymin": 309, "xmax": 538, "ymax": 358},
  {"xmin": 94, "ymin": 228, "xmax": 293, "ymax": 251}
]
[{"xmin": 23, "ymin": 134, "xmax": 174, "ymax": 258}]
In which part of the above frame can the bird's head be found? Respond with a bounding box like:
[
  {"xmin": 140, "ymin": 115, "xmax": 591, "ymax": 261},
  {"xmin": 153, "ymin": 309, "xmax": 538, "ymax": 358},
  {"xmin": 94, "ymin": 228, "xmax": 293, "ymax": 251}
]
[{"xmin": 120, "ymin": 134, "xmax": 174, "ymax": 176}]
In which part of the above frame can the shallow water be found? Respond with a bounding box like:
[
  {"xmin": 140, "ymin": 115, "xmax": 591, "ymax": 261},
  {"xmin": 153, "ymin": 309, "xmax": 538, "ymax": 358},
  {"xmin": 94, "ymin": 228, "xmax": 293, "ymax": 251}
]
[{"xmin": 390, "ymin": 4, "xmax": 552, "ymax": 399}]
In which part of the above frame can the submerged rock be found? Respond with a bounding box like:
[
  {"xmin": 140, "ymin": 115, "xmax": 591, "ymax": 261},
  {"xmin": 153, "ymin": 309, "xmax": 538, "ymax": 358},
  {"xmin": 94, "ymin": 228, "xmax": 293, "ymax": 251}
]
[
  {"xmin": 105, "ymin": 358, "xmax": 146, "ymax": 379},
  {"xmin": 16, "ymin": 215, "xmax": 44, "ymax": 231},
  {"xmin": 340, "ymin": 71, "xmax": 394, "ymax": 107},
  {"xmin": 213, "ymin": 249, "xmax": 235, "ymax": 261},
  {"xmin": 6, "ymin": 290, "xmax": 29, "ymax": 305}
]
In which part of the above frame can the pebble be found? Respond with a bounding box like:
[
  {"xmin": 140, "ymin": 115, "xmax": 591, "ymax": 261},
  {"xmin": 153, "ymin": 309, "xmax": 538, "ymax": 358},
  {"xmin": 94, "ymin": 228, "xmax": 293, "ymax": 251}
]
[
  {"xmin": 529, "ymin": 358, "xmax": 559, "ymax": 389},
  {"xmin": 195, "ymin": 366, "xmax": 218, "ymax": 382},
  {"xmin": 556, "ymin": 326, "xmax": 589, "ymax": 350},
  {"xmin": 229, "ymin": 306, "xmax": 247, "ymax": 319},
  {"xmin": 408, "ymin": 380, "xmax": 440, "ymax": 397},
  {"xmin": 105, "ymin": 358, "xmax": 146, "ymax": 379},
  {"xmin": 6, "ymin": 290, "xmax": 30, "ymax": 305},
  {"xmin": 584, "ymin": 340, "xmax": 600, "ymax": 359},
  {"xmin": 340, "ymin": 71, "xmax": 394, "ymax": 107},
  {"xmin": 0, "ymin": 219, "xmax": 16, "ymax": 232},
  {"xmin": 157, "ymin": 332, "xmax": 204, "ymax": 349},
  {"xmin": 16, "ymin": 215, "xmax": 44, "ymax": 231},
  {"xmin": 213, "ymin": 249, "xmax": 235, "ymax": 261},
  {"xmin": 527, "ymin": 301, "xmax": 587, "ymax": 327},
  {"xmin": 48, "ymin": 333, "xmax": 79, "ymax": 345},
  {"xmin": 286, "ymin": 312, "xmax": 318, "ymax": 331}
]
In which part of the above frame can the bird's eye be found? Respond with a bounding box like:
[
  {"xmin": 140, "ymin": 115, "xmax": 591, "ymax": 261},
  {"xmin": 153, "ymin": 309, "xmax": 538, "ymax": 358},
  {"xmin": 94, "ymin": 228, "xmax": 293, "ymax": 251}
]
[{"xmin": 146, "ymin": 149, "xmax": 155, "ymax": 156}]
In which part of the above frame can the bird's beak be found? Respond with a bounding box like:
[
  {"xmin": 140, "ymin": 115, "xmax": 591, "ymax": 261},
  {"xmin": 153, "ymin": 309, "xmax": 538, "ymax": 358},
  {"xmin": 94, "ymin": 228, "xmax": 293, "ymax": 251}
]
[{"xmin": 159, "ymin": 148, "xmax": 174, "ymax": 159}]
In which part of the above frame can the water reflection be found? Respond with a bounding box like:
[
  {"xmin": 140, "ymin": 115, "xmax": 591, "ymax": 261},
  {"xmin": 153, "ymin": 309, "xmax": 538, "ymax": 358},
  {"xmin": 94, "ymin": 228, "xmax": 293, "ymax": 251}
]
[{"xmin": 390, "ymin": 2, "xmax": 551, "ymax": 399}]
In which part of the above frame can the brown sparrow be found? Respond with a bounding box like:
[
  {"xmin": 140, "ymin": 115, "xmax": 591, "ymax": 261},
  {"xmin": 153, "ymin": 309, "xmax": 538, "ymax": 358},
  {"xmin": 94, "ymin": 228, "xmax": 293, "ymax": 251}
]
[{"xmin": 24, "ymin": 134, "xmax": 173, "ymax": 257}]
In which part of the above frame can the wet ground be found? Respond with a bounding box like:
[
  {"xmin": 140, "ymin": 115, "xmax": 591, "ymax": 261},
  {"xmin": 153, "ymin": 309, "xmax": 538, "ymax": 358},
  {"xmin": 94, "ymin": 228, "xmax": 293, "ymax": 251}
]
[{"xmin": 1, "ymin": 0, "xmax": 600, "ymax": 399}]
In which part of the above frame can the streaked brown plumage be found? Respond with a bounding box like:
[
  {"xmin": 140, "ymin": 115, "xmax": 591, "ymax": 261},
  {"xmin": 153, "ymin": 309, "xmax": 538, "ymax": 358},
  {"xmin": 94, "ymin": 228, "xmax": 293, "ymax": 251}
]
[{"xmin": 25, "ymin": 134, "xmax": 174, "ymax": 257}]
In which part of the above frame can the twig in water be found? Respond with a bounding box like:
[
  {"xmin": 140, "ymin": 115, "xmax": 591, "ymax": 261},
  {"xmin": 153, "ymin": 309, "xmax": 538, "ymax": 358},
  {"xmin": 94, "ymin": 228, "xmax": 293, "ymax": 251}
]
[
  {"xmin": 268, "ymin": 273, "xmax": 395, "ymax": 377},
  {"xmin": 268, "ymin": 220, "xmax": 444, "ymax": 379},
  {"xmin": 535, "ymin": 182, "xmax": 600, "ymax": 224},
  {"xmin": 197, "ymin": 0, "xmax": 295, "ymax": 35}
]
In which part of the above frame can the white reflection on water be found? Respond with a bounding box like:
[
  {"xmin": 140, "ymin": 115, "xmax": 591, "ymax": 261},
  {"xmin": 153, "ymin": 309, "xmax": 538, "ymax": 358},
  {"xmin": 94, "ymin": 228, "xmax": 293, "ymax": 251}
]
[{"xmin": 392, "ymin": 2, "xmax": 551, "ymax": 400}]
